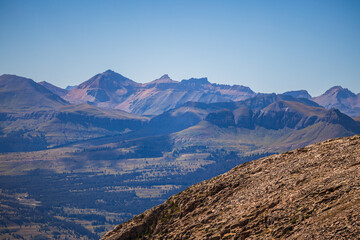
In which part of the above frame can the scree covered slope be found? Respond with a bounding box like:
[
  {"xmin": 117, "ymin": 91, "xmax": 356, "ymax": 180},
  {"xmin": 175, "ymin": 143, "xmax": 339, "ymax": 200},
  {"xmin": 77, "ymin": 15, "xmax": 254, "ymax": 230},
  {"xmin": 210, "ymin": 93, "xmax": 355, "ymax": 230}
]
[{"xmin": 102, "ymin": 135, "xmax": 360, "ymax": 240}]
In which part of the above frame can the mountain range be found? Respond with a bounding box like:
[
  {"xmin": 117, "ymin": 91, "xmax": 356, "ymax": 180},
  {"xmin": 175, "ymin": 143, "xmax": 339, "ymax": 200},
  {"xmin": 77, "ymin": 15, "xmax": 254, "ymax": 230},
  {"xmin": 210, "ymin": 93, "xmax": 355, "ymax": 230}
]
[
  {"xmin": 62, "ymin": 70, "xmax": 256, "ymax": 116},
  {"xmin": 32, "ymin": 70, "xmax": 360, "ymax": 117},
  {"xmin": 0, "ymin": 70, "xmax": 359, "ymax": 239},
  {"xmin": 1, "ymin": 72, "xmax": 359, "ymax": 153}
]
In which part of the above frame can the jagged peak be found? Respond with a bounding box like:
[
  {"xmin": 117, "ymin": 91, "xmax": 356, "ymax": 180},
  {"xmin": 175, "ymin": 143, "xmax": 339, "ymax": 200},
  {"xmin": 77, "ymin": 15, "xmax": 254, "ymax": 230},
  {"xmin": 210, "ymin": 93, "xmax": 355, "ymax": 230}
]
[
  {"xmin": 103, "ymin": 69, "xmax": 115, "ymax": 74},
  {"xmin": 159, "ymin": 74, "xmax": 170, "ymax": 80}
]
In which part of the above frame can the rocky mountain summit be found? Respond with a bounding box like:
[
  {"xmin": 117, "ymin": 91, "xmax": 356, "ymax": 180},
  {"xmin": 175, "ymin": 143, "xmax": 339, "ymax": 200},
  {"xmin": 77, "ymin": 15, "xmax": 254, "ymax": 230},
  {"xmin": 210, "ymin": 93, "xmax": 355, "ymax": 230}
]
[
  {"xmin": 102, "ymin": 135, "xmax": 360, "ymax": 240},
  {"xmin": 313, "ymin": 86, "xmax": 360, "ymax": 117}
]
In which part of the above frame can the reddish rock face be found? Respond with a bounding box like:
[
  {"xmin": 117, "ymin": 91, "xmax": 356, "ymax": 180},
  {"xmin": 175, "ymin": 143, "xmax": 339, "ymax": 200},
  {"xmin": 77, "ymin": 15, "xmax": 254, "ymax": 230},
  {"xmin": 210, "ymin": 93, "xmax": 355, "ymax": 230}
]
[
  {"xmin": 102, "ymin": 135, "xmax": 360, "ymax": 240},
  {"xmin": 64, "ymin": 70, "xmax": 256, "ymax": 116}
]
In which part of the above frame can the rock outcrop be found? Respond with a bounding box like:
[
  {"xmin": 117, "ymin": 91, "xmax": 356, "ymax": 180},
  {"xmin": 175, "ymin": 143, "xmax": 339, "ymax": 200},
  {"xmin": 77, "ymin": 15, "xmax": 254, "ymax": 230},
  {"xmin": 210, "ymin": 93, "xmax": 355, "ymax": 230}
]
[{"xmin": 102, "ymin": 135, "xmax": 360, "ymax": 240}]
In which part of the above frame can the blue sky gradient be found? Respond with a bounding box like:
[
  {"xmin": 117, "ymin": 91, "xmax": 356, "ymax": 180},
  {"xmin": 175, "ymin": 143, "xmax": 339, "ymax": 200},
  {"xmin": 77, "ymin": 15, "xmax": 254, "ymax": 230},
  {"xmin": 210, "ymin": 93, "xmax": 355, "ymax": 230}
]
[{"xmin": 0, "ymin": 0, "xmax": 359, "ymax": 96}]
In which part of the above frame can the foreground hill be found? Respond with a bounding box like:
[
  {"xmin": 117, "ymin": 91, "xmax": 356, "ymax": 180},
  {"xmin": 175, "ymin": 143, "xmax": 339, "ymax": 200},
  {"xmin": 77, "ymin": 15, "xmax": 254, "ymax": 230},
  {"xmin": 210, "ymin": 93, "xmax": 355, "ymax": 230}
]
[{"xmin": 103, "ymin": 135, "xmax": 360, "ymax": 240}]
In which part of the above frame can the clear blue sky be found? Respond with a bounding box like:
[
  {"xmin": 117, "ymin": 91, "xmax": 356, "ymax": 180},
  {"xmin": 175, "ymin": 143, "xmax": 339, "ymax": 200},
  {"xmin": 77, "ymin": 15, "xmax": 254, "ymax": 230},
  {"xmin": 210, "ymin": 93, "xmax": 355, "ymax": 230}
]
[{"xmin": 0, "ymin": 0, "xmax": 359, "ymax": 96}]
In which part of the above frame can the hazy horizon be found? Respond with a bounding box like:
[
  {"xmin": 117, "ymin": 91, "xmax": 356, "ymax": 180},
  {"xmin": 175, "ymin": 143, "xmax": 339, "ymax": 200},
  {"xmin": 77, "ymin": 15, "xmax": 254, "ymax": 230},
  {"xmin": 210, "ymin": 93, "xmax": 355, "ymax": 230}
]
[{"xmin": 0, "ymin": 0, "xmax": 359, "ymax": 96}]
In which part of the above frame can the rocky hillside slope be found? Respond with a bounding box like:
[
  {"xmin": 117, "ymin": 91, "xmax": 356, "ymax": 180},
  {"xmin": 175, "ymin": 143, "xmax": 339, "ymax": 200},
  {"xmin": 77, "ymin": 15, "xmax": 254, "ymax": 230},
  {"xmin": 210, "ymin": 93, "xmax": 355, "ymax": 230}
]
[{"xmin": 102, "ymin": 135, "xmax": 360, "ymax": 240}]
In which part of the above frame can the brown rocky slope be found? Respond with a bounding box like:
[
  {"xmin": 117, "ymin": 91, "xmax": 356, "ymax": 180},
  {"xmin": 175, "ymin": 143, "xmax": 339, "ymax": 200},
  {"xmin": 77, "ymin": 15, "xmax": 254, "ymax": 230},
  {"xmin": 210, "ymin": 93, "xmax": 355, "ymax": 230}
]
[{"xmin": 102, "ymin": 135, "xmax": 360, "ymax": 240}]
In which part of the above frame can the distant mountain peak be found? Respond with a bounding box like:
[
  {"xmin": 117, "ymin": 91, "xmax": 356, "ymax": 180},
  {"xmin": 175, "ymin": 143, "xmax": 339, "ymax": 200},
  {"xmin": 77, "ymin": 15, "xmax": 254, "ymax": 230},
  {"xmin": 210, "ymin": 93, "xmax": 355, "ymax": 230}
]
[
  {"xmin": 155, "ymin": 74, "xmax": 175, "ymax": 82},
  {"xmin": 65, "ymin": 70, "xmax": 139, "ymax": 104},
  {"xmin": 104, "ymin": 69, "xmax": 115, "ymax": 74},
  {"xmin": 146, "ymin": 74, "xmax": 177, "ymax": 85},
  {"xmin": 98, "ymin": 70, "xmax": 130, "ymax": 80},
  {"xmin": 327, "ymin": 85, "xmax": 343, "ymax": 91},
  {"xmin": 181, "ymin": 77, "xmax": 210, "ymax": 85},
  {"xmin": 323, "ymin": 86, "xmax": 356, "ymax": 98},
  {"xmin": 88, "ymin": 70, "xmax": 135, "ymax": 86},
  {"xmin": 313, "ymin": 86, "xmax": 359, "ymax": 117},
  {"xmin": 159, "ymin": 74, "xmax": 170, "ymax": 80},
  {"xmin": 282, "ymin": 90, "xmax": 312, "ymax": 99}
]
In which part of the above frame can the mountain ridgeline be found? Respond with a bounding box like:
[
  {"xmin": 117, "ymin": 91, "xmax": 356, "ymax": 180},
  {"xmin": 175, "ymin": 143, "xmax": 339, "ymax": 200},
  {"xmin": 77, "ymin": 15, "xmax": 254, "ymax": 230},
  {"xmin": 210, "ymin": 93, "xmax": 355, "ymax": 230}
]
[
  {"xmin": 63, "ymin": 70, "xmax": 256, "ymax": 116},
  {"xmin": 37, "ymin": 70, "xmax": 360, "ymax": 117}
]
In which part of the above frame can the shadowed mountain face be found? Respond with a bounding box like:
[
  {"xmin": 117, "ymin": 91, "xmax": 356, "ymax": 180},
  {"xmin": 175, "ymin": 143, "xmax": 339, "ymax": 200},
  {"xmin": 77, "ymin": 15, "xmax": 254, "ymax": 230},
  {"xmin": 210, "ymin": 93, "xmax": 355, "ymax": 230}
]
[
  {"xmin": 126, "ymin": 93, "xmax": 360, "ymax": 157},
  {"xmin": 313, "ymin": 86, "xmax": 360, "ymax": 117},
  {"xmin": 64, "ymin": 70, "xmax": 256, "ymax": 115},
  {"xmin": 167, "ymin": 100, "xmax": 360, "ymax": 154},
  {"xmin": 0, "ymin": 103, "xmax": 148, "ymax": 152},
  {"xmin": 142, "ymin": 94, "xmax": 328, "ymax": 134},
  {"xmin": 102, "ymin": 135, "xmax": 360, "ymax": 240},
  {"xmin": 0, "ymin": 74, "xmax": 69, "ymax": 110},
  {"xmin": 254, "ymin": 101, "xmax": 355, "ymax": 131}
]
